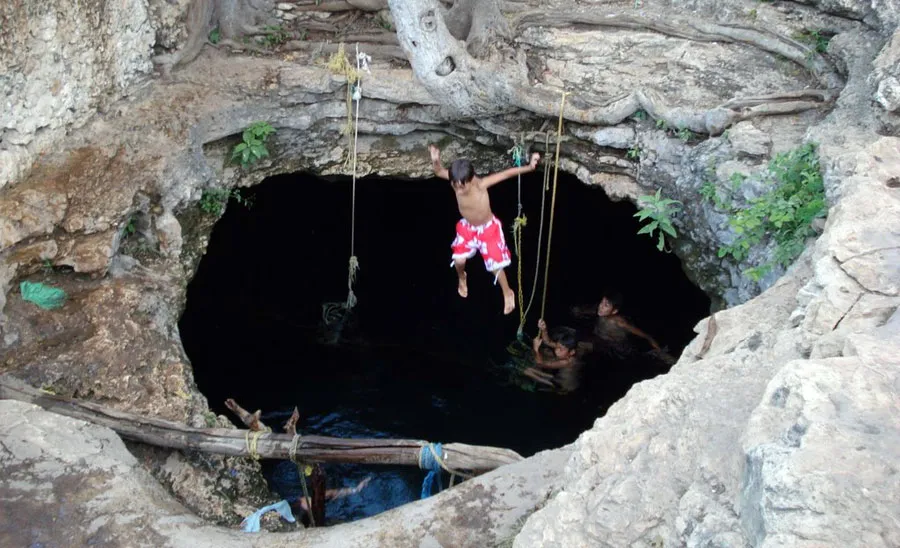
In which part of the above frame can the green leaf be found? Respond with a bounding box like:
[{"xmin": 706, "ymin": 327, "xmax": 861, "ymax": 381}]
[
  {"xmin": 637, "ymin": 221, "xmax": 658, "ymax": 235},
  {"xmin": 657, "ymin": 232, "xmax": 665, "ymax": 251}
]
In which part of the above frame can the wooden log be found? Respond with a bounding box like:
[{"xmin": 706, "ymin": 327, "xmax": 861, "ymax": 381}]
[{"xmin": 0, "ymin": 376, "xmax": 522, "ymax": 472}]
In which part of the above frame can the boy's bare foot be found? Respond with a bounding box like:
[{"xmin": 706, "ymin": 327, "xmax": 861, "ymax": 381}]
[
  {"xmin": 503, "ymin": 288, "xmax": 516, "ymax": 315},
  {"xmin": 457, "ymin": 273, "xmax": 468, "ymax": 298}
]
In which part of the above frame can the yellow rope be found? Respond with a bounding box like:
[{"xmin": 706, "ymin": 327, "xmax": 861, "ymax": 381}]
[
  {"xmin": 244, "ymin": 427, "xmax": 270, "ymax": 461},
  {"xmin": 417, "ymin": 442, "xmax": 475, "ymax": 480},
  {"xmin": 513, "ymin": 215, "xmax": 527, "ymax": 329},
  {"xmin": 514, "ymin": 132, "xmax": 553, "ymax": 338},
  {"xmin": 540, "ymin": 91, "xmax": 568, "ymax": 320}
]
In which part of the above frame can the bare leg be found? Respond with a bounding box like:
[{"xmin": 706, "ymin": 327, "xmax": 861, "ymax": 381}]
[
  {"xmin": 523, "ymin": 367, "xmax": 555, "ymax": 387},
  {"xmin": 455, "ymin": 258, "xmax": 468, "ymax": 298},
  {"xmin": 495, "ymin": 268, "xmax": 515, "ymax": 314}
]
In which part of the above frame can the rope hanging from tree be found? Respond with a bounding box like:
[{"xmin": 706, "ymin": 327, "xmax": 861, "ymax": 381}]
[
  {"xmin": 540, "ymin": 91, "xmax": 569, "ymax": 320},
  {"xmin": 323, "ymin": 44, "xmax": 370, "ymax": 327},
  {"xmin": 511, "ymin": 132, "xmax": 553, "ymax": 339}
]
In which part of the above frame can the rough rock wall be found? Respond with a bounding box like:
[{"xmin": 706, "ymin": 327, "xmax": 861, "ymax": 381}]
[
  {"xmin": 0, "ymin": 0, "xmax": 155, "ymax": 189},
  {"xmin": 0, "ymin": 0, "xmax": 898, "ymax": 544},
  {"xmin": 0, "ymin": 398, "xmax": 570, "ymax": 547}
]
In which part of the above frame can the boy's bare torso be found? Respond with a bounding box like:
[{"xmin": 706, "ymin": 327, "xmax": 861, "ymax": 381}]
[{"xmin": 453, "ymin": 177, "xmax": 493, "ymax": 225}]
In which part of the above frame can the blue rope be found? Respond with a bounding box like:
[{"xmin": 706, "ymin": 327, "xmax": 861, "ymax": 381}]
[{"xmin": 419, "ymin": 443, "xmax": 444, "ymax": 499}]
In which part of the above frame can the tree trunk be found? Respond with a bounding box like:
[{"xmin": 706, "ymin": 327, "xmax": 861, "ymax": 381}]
[{"xmin": 387, "ymin": 0, "xmax": 519, "ymax": 117}]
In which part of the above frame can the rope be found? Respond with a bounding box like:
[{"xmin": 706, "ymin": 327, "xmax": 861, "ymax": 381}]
[
  {"xmin": 418, "ymin": 442, "xmax": 444, "ymax": 498},
  {"xmin": 289, "ymin": 434, "xmax": 316, "ymax": 527},
  {"xmin": 244, "ymin": 427, "xmax": 271, "ymax": 461},
  {"xmin": 540, "ymin": 92, "xmax": 568, "ymax": 320},
  {"xmin": 513, "ymin": 132, "xmax": 551, "ymax": 339},
  {"xmin": 323, "ymin": 44, "xmax": 369, "ymax": 325},
  {"xmin": 417, "ymin": 442, "xmax": 473, "ymax": 499},
  {"xmin": 509, "ymin": 138, "xmax": 528, "ymax": 333}
]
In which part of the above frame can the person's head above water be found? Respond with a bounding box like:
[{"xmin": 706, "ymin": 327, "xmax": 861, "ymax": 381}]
[
  {"xmin": 598, "ymin": 292, "xmax": 623, "ymax": 317},
  {"xmin": 549, "ymin": 326, "xmax": 577, "ymax": 358},
  {"xmin": 449, "ymin": 159, "xmax": 475, "ymax": 188}
]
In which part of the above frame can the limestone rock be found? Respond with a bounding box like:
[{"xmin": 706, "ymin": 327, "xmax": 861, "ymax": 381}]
[
  {"xmin": 0, "ymin": 399, "xmax": 572, "ymax": 546},
  {"xmin": 0, "ymin": 0, "xmax": 154, "ymax": 188},
  {"xmin": 574, "ymin": 126, "xmax": 636, "ymax": 150},
  {"xmin": 155, "ymin": 211, "xmax": 184, "ymax": 259},
  {"xmin": 727, "ymin": 122, "xmax": 772, "ymax": 158},
  {"xmin": 741, "ymin": 314, "xmax": 900, "ymax": 547},
  {"xmin": 871, "ymin": 29, "xmax": 900, "ymax": 111}
]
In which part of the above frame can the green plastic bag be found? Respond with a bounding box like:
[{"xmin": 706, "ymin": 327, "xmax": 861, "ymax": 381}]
[{"xmin": 20, "ymin": 281, "xmax": 67, "ymax": 310}]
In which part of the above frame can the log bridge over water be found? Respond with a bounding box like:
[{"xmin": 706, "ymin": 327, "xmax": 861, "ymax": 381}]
[{"xmin": 0, "ymin": 376, "xmax": 523, "ymax": 474}]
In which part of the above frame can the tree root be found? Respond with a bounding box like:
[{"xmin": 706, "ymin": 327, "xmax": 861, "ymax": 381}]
[
  {"xmin": 512, "ymin": 11, "xmax": 842, "ymax": 90},
  {"xmin": 282, "ymin": 40, "xmax": 407, "ymax": 60},
  {"xmin": 511, "ymin": 85, "xmax": 831, "ymax": 135},
  {"xmin": 291, "ymin": 0, "xmax": 387, "ymax": 12}
]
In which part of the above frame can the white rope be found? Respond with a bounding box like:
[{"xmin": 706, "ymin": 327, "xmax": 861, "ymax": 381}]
[
  {"xmin": 323, "ymin": 45, "xmax": 370, "ymax": 326},
  {"xmin": 346, "ymin": 44, "xmax": 369, "ymax": 311}
]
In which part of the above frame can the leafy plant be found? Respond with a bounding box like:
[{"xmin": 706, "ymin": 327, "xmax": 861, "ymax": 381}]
[
  {"xmin": 635, "ymin": 189, "xmax": 683, "ymax": 251},
  {"xmin": 626, "ymin": 145, "xmax": 642, "ymax": 160},
  {"xmin": 793, "ymin": 29, "xmax": 831, "ymax": 54},
  {"xmin": 209, "ymin": 26, "xmax": 221, "ymax": 44},
  {"xmin": 258, "ymin": 25, "xmax": 289, "ymax": 48},
  {"xmin": 199, "ymin": 188, "xmax": 253, "ymax": 216},
  {"xmin": 699, "ymin": 181, "xmax": 718, "ymax": 203},
  {"xmin": 231, "ymin": 121, "xmax": 276, "ymax": 168},
  {"xmin": 717, "ymin": 143, "xmax": 826, "ymax": 280},
  {"xmin": 655, "ymin": 119, "xmax": 668, "ymax": 130},
  {"xmin": 632, "ymin": 109, "xmax": 647, "ymax": 121},
  {"xmin": 124, "ymin": 217, "xmax": 137, "ymax": 236},
  {"xmin": 677, "ymin": 127, "xmax": 695, "ymax": 143}
]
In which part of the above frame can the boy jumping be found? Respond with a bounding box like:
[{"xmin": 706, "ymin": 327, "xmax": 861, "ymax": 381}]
[{"xmin": 429, "ymin": 144, "xmax": 540, "ymax": 314}]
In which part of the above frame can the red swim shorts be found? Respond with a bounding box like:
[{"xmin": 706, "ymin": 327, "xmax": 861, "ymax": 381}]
[{"xmin": 450, "ymin": 216, "xmax": 511, "ymax": 273}]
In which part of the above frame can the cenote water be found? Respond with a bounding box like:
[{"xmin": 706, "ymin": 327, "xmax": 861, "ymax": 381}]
[{"xmin": 179, "ymin": 169, "xmax": 710, "ymax": 524}]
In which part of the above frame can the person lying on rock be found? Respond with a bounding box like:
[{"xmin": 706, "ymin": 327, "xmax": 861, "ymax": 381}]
[
  {"xmin": 523, "ymin": 319, "xmax": 585, "ymax": 393},
  {"xmin": 429, "ymin": 143, "xmax": 540, "ymax": 315}
]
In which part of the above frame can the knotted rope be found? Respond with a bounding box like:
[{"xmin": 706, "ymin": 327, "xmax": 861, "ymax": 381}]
[
  {"xmin": 244, "ymin": 427, "xmax": 271, "ymax": 461},
  {"xmin": 323, "ymin": 44, "xmax": 370, "ymax": 327},
  {"xmin": 511, "ymin": 132, "xmax": 552, "ymax": 340},
  {"xmin": 417, "ymin": 443, "xmax": 473, "ymax": 498}
]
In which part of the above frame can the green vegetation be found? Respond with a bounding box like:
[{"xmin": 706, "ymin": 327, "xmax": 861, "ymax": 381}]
[
  {"xmin": 199, "ymin": 188, "xmax": 253, "ymax": 216},
  {"xmin": 258, "ymin": 25, "xmax": 290, "ymax": 48},
  {"xmin": 677, "ymin": 127, "xmax": 695, "ymax": 143},
  {"xmin": 632, "ymin": 109, "xmax": 648, "ymax": 121},
  {"xmin": 208, "ymin": 26, "xmax": 221, "ymax": 44},
  {"xmin": 626, "ymin": 145, "xmax": 641, "ymax": 160},
  {"xmin": 793, "ymin": 29, "xmax": 831, "ymax": 54},
  {"xmin": 124, "ymin": 216, "xmax": 137, "ymax": 236},
  {"xmin": 635, "ymin": 189, "xmax": 683, "ymax": 252},
  {"xmin": 707, "ymin": 143, "xmax": 826, "ymax": 280},
  {"xmin": 231, "ymin": 121, "xmax": 276, "ymax": 168}
]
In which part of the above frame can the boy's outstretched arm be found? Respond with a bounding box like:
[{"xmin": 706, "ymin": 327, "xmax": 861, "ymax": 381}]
[
  {"xmin": 614, "ymin": 316, "xmax": 661, "ymax": 350},
  {"xmin": 480, "ymin": 152, "xmax": 540, "ymax": 188},
  {"xmin": 429, "ymin": 144, "xmax": 449, "ymax": 180}
]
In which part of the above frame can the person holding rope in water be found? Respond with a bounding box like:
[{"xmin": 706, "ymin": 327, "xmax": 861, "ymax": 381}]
[{"xmin": 429, "ymin": 144, "xmax": 540, "ymax": 315}]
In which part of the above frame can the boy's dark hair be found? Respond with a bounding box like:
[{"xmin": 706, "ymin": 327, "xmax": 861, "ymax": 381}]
[
  {"xmin": 605, "ymin": 291, "xmax": 624, "ymax": 310},
  {"xmin": 549, "ymin": 326, "xmax": 577, "ymax": 351},
  {"xmin": 449, "ymin": 159, "xmax": 475, "ymax": 184}
]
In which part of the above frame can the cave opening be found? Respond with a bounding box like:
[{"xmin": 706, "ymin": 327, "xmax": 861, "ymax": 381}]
[{"xmin": 179, "ymin": 168, "xmax": 710, "ymax": 524}]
